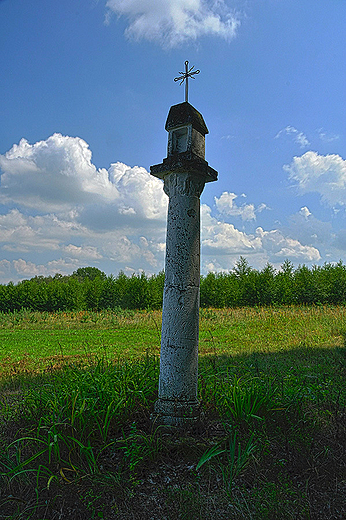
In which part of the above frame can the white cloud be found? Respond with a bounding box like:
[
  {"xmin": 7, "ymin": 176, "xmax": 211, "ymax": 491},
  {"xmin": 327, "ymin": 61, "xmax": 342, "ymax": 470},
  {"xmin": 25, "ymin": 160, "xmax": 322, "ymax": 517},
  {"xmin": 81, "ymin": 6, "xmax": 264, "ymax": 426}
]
[
  {"xmin": 214, "ymin": 192, "xmax": 270, "ymax": 221},
  {"xmin": 215, "ymin": 191, "xmax": 256, "ymax": 221},
  {"xmin": 275, "ymin": 126, "xmax": 310, "ymax": 148},
  {"xmin": 63, "ymin": 244, "xmax": 102, "ymax": 260},
  {"xmin": 0, "ymin": 209, "xmax": 92, "ymax": 254},
  {"xmin": 201, "ymin": 204, "xmax": 321, "ymax": 272},
  {"xmin": 0, "ymin": 206, "xmax": 165, "ymax": 279},
  {"xmin": 0, "ymin": 210, "xmax": 62, "ymax": 252},
  {"xmin": 256, "ymin": 227, "xmax": 321, "ymax": 262},
  {"xmin": 105, "ymin": 0, "xmax": 240, "ymax": 47},
  {"xmin": 0, "ymin": 134, "xmax": 170, "ymax": 282},
  {"xmin": 201, "ymin": 204, "xmax": 261, "ymax": 255},
  {"xmin": 284, "ymin": 151, "xmax": 346, "ymax": 207},
  {"xmin": 299, "ymin": 206, "xmax": 311, "ymax": 219},
  {"xmin": 0, "ymin": 134, "xmax": 168, "ymax": 219},
  {"xmin": 108, "ymin": 162, "xmax": 167, "ymax": 221},
  {"xmin": 0, "ymin": 134, "xmax": 120, "ymax": 211},
  {"xmin": 287, "ymin": 207, "xmax": 333, "ymax": 251},
  {"xmin": 101, "ymin": 233, "xmax": 160, "ymax": 267},
  {"xmin": 0, "ymin": 134, "xmax": 332, "ymax": 284},
  {"xmin": 257, "ymin": 202, "xmax": 270, "ymax": 213},
  {"xmin": 11, "ymin": 258, "xmax": 80, "ymax": 279}
]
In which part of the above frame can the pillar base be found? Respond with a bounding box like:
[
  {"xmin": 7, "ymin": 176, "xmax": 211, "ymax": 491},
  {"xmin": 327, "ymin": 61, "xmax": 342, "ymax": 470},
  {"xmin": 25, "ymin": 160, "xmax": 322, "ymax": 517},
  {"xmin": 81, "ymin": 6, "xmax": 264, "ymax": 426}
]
[{"xmin": 152, "ymin": 398, "xmax": 200, "ymax": 427}]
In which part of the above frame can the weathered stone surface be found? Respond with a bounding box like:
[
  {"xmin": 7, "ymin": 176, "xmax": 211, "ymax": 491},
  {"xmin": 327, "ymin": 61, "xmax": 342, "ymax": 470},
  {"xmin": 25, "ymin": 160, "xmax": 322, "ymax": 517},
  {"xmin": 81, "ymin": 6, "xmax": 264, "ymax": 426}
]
[
  {"xmin": 150, "ymin": 102, "xmax": 217, "ymax": 427},
  {"xmin": 163, "ymin": 173, "xmax": 202, "ymax": 288},
  {"xmin": 153, "ymin": 172, "xmax": 204, "ymax": 425},
  {"xmin": 150, "ymin": 151, "xmax": 217, "ymax": 183}
]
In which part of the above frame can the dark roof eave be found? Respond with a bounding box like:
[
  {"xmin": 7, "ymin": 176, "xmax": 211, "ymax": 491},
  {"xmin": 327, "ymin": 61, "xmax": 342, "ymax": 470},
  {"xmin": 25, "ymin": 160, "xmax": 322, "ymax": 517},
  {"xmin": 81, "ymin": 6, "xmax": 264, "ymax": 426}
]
[{"xmin": 165, "ymin": 102, "xmax": 209, "ymax": 135}]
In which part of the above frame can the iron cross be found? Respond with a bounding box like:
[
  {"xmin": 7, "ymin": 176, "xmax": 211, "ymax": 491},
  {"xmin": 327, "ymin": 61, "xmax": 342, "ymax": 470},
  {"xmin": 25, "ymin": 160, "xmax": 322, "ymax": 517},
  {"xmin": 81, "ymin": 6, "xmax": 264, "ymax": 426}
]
[{"xmin": 174, "ymin": 60, "xmax": 200, "ymax": 103}]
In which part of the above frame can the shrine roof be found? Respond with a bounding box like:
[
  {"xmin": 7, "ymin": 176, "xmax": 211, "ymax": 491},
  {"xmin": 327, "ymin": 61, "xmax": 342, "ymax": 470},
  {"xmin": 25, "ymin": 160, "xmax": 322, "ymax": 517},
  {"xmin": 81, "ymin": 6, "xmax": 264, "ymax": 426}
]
[{"xmin": 165, "ymin": 102, "xmax": 209, "ymax": 135}]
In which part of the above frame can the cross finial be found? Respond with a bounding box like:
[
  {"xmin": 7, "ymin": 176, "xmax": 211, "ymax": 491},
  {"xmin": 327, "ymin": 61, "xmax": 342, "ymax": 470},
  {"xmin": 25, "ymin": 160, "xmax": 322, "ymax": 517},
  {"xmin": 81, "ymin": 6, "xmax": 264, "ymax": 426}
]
[{"xmin": 174, "ymin": 60, "xmax": 200, "ymax": 103}]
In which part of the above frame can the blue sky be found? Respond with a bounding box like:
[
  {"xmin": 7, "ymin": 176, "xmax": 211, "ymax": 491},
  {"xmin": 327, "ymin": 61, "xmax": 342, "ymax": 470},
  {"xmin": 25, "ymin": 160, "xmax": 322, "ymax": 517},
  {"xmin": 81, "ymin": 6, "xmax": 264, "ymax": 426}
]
[{"xmin": 0, "ymin": 0, "xmax": 345, "ymax": 283}]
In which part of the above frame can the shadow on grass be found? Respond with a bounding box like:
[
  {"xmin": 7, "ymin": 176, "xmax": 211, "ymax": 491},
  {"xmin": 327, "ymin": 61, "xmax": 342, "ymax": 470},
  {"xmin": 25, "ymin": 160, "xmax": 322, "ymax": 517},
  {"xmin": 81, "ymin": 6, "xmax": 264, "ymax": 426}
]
[{"xmin": 1, "ymin": 343, "xmax": 346, "ymax": 519}]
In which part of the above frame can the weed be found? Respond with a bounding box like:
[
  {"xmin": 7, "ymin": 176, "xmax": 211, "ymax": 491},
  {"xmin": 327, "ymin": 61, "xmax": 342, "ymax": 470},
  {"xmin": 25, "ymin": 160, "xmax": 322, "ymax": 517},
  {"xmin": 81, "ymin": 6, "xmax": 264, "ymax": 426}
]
[
  {"xmin": 1, "ymin": 307, "xmax": 346, "ymax": 519},
  {"xmin": 218, "ymin": 376, "xmax": 276, "ymax": 424},
  {"xmin": 118, "ymin": 421, "xmax": 163, "ymax": 474},
  {"xmin": 197, "ymin": 429, "xmax": 257, "ymax": 495}
]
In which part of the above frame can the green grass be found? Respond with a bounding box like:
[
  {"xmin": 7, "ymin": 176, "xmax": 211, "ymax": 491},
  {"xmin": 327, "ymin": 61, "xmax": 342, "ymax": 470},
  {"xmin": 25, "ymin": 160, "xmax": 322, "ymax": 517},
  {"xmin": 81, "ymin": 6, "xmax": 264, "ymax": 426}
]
[
  {"xmin": 0, "ymin": 309, "xmax": 162, "ymax": 377},
  {"xmin": 1, "ymin": 306, "xmax": 346, "ymax": 519},
  {"xmin": 1, "ymin": 306, "xmax": 344, "ymax": 377}
]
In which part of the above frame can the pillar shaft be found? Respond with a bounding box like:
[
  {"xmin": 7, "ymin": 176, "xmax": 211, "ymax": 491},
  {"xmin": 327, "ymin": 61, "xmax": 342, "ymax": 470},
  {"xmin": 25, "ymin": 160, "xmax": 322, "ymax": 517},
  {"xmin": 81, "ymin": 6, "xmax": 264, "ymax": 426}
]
[{"xmin": 154, "ymin": 172, "xmax": 205, "ymax": 425}]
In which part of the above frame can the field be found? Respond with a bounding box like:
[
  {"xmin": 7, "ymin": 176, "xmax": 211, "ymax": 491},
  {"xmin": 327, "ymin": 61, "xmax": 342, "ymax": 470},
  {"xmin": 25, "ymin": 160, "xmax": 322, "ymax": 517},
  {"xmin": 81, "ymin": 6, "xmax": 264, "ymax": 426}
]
[{"xmin": 1, "ymin": 306, "xmax": 346, "ymax": 519}]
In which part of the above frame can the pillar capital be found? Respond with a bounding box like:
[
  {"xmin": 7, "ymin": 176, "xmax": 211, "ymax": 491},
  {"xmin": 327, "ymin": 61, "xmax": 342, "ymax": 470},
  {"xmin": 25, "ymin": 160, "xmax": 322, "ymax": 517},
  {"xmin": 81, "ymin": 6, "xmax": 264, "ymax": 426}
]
[
  {"xmin": 163, "ymin": 172, "xmax": 206, "ymax": 199},
  {"xmin": 151, "ymin": 152, "xmax": 217, "ymax": 184}
]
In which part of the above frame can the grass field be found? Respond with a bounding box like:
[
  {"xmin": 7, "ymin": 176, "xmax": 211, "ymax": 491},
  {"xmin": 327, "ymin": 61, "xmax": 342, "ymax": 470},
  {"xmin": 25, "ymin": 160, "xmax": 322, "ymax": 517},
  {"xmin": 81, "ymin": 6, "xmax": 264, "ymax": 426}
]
[
  {"xmin": 0, "ymin": 306, "xmax": 344, "ymax": 375},
  {"xmin": 1, "ymin": 306, "xmax": 346, "ymax": 519}
]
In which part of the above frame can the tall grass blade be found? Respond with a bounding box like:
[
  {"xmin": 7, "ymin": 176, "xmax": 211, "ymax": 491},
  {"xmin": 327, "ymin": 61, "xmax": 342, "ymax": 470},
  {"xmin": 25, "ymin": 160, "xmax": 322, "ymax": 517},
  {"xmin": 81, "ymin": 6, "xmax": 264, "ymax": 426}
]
[{"xmin": 196, "ymin": 442, "xmax": 225, "ymax": 470}]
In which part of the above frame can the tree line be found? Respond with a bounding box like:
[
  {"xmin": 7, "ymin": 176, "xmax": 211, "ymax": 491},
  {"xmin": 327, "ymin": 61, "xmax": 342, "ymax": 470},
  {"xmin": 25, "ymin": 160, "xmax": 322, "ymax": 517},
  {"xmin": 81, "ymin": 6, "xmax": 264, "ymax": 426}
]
[{"xmin": 1, "ymin": 259, "xmax": 346, "ymax": 312}]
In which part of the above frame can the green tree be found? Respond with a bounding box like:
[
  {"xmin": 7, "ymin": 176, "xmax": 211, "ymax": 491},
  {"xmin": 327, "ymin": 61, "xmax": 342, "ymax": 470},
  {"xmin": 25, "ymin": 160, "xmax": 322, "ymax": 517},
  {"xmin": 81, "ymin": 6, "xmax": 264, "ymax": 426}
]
[{"xmin": 72, "ymin": 267, "xmax": 107, "ymax": 282}]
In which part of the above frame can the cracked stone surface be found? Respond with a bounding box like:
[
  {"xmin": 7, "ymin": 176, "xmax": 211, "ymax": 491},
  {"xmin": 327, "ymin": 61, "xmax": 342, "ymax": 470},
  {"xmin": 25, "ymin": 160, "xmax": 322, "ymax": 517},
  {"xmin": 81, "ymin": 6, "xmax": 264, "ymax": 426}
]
[{"xmin": 154, "ymin": 172, "xmax": 205, "ymax": 425}]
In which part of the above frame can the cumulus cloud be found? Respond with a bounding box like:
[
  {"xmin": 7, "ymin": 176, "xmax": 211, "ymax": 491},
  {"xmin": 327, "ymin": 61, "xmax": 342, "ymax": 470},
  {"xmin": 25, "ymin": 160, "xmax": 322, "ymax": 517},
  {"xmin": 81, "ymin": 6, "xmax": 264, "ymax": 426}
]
[
  {"xmin": 105, "ymin": 0, "xmax": 239, "ymax": 47},
  {"xmin": 201, "ymin": 204, "xmax": 321, "ymax": 272},
  {"xmin": 214, "ymin": 192, "xmax": 270, "ymax": 221},
  {"xmin": 0, "ymin": 133, "xmax": 330, "ymax": 284},
  {"xmin": 201, "ymin": 204, "xmax": 261, "ymax": 254},
  {"xmin": 275, "ymin": 126, "xmax": 310, "ymax": 148},
  {"xmin": 0, "ymin": 210, "xmax": 63, "ymax": 252},
  {"xmin": 214, "ymin": 192, "xmax": 256, "ymax": 221},
  {"xmin": 108, "ymin": 162, "xmax": 167, "ymax": 221},
  {"xmin": 0, "ymin": 207, "xmax": 165, "ymax": 273},
  {"xmin": 287, "ymin": 207, "xmax": 333, "ymax": 252},
  {"xmin": 0, "ymin": 134, "xmax": 170, "ymax": 282},
  {"xmin": 284, "ymin": 151, "xmax": 346, "ymax": 207},
  {"xmin": 0, "ymin": 134, "xmax": 119, "ymax": 211},
  {"xmin": 0, "ymin": 134, "xmax": 168, "ymax": 219},
  {"xmin": 11, "ymin": 258, "xmax": 81, "ymax": 279},
  {"xmin": 0, "ymin": 208, "xmax": 94, "ymax": 254},
  {"xmin": 256, "ymin": 227, "xmax": 321, "ymax": 262},
  {"xmin": 63, "ymin": 244, "xmax": 103, "ymax": 260}
]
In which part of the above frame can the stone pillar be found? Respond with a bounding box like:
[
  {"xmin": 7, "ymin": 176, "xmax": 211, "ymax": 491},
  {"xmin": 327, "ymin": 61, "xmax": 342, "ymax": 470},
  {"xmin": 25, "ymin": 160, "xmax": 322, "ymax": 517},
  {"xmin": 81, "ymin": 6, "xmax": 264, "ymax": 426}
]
[
  {"xmin": 155, "ymin": 172, "xmax": 205, "ymax": 425},
  {"xmin": 150, "ymin": 102, "xmax": 217, "ymax": 427}
]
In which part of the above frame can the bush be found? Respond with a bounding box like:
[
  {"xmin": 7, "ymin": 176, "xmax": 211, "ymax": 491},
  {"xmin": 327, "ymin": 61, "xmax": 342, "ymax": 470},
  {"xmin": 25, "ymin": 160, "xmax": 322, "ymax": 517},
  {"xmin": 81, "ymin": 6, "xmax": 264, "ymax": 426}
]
[{"xmin": 2, "ymin": 260, "xmax": 346, "ymax": 311}]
